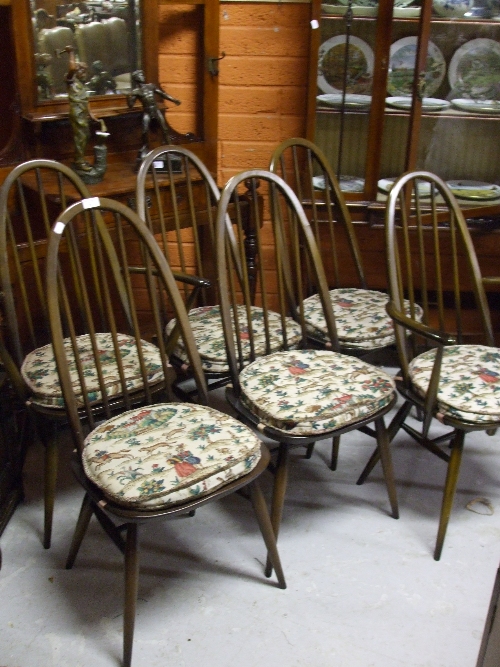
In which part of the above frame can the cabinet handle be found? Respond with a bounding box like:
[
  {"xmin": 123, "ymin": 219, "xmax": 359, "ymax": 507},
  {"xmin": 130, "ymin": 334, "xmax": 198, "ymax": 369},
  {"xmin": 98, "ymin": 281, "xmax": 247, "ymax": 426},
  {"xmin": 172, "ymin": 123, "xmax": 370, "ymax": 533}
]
[{"xmin": 207, "ymin": 52, "xmax": 226, "ymax": 77}]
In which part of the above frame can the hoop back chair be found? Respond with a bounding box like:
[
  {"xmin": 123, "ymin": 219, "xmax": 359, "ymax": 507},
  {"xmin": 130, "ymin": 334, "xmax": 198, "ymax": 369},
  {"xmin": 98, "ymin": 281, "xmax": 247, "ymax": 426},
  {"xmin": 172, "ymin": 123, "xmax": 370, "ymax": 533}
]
[
  {"xmin": 136, "ymin": 146, "xmax": 231, "ymax": 397},
  {"xmin": 216, "ymin": 169, "xmax": 400, "ymax": 575},
  {"xmin": 357, "ymin": 171, "xmax": 500, "ymax": 560},
  {"xmin": 46, "ymin": 197, "xmax": 285, "ymax": 667},
  {"xmin": 270, "ymin": 138, "xmax": 399, "ymax": 358},
  {"xmin": 0, "ymin": 159, "xmax": 92, "ymax": 548}
]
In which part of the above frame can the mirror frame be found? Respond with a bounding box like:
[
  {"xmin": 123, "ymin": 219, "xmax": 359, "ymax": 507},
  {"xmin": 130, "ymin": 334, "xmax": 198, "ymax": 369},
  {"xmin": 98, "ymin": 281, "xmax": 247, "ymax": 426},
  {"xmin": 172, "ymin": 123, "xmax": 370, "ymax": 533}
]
[{"xmin": 13, "ymin": 0, "xmax": 159, "ymax": 121}]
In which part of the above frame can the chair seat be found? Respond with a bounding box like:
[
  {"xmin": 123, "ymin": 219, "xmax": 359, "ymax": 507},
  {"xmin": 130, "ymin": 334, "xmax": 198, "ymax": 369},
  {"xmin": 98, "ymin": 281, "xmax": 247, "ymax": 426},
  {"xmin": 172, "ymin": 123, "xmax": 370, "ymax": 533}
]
[
  {"xmin": 82, "ymin": 403, "xmax": 262, "ymax": 508},
  {"xmin": 302, "ymin": 288, "xmax": 420, "ymax": 350},
  {"xmin": 21, "ymin": 333, "xmax": 164, "ymax": 409},
  {"xmin": 239, "ymin": 349, "xmax": 396, "ymax": 436},
  {"xmin": 409, "ymin": 345, "xmax": 500, "ymax": 424},
  {"xmin": 166, "ymin": 305, "xmax": 302, "ymax": 373}
]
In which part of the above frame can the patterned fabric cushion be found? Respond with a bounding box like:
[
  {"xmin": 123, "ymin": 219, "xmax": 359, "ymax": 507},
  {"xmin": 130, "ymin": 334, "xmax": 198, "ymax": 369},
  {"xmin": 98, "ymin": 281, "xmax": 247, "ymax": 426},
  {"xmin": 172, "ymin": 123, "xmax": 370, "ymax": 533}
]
[
  {"xmin": 21, "ymin": 333, "xmax": 164, "ymax": 409},
  {"xmin": 409, "ymin": 345, "xmax": 500, "ymax": 424},
  {"xmin": 83, "ymin": 403, "xmax": 261, "ymax": 508},
  {"xmin": 302, "ymin": 288, "xmax": 423, "ymax": 350},
  {"xmin": 166, "ymin": 305, "xmax": 302, "ymax": 373},
  {"xmin": 239, "ymin": 349, "xmax": 396, "ymax": 435}
]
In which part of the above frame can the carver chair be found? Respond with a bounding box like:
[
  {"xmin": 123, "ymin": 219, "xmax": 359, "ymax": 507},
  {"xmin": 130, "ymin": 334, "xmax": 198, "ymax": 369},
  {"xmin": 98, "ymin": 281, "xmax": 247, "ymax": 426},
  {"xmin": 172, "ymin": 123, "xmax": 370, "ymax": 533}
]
[
  {"xmin": 216, "ymin": 169, "xmax": 400, "ymax": 574},
  {"xmin": 136, "ymin": 146, "xmax": 263, "ymax": 399},
  {"xmin": 357, "ymin": 170, "xmax": 500, "ymax": 560},
  {"xmin": 45, "ymin": 197, "xmax": 285, "ymax": 667},
  {"xmin": 0, "ymin": 158, "xmax": 92, "ymax": 548}
]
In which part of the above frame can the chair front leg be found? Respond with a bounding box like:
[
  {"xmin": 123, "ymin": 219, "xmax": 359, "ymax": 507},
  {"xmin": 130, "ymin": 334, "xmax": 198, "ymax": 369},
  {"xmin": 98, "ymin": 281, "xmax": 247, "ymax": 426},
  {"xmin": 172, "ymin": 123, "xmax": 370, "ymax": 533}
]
[
  {"xmin": 374, "ymin": 417, "xmax": 399, "ymax": 519},
  {"xmin": 434, "ymin": 430, "xmax": 464, "ymax": 561},
  {"xmin": 249, "ymin": 480, "xmax": 286, "ymax": 589},
  {"xmin": 265, "ymin": 442, "xmax": 290, "ymax": 578},
  {"xmin": 66, "ymin": 492, "xmax": 94, "ymax": 569},
  {"xmin": 124, "ymin": 523, "xmax": 139, "ymax": 667},
  {"xmin": 41, "ymin": 423, "xmax": 59, "ymax": 549}
]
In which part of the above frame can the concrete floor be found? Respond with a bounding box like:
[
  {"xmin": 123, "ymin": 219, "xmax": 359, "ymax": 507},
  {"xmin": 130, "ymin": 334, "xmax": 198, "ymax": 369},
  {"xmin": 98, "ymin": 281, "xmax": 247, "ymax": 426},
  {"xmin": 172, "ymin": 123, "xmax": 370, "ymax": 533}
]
[{"xmin": 1, "ymin": 388, "xmax": 500, "ymax": 667}]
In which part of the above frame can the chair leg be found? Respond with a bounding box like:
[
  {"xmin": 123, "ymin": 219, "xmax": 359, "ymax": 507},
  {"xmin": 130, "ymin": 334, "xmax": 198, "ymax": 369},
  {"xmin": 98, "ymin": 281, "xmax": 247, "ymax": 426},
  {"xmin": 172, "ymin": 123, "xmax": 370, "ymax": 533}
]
[
  {"xmin": 43, "ymin": 433, "xmax": 59, "ymax": 549},
  {"xmin": 123, "ymin": 523, "xmax": 139, "ymax": 667},
  {"xmin": 249, "ymin": 480, "xmax": 286, "ymax": 589},
  {"xmin": 265, "ymin": 443, "xmax": 290, "ymax": 578},
  {"xmin": 356, "ymin": 401, "xmax": 412, "ymax": 485},
  {"xmin": 66, "ymin": 492, "xmax": 94, "ymax": 569},
  {"xmin": 330, "ymin": 435, "xmax": 340, "ymax": 471},
  {"xmin": 434, "ymin": 430, "xmax": 465, "ymax": 561},
  {"xmin": 374, "ymin": 417, "xmax": 399, "ymax": 519},
  {"xmin": 304, "ymin": 442, "xmax": 315, "ymax": 459}
]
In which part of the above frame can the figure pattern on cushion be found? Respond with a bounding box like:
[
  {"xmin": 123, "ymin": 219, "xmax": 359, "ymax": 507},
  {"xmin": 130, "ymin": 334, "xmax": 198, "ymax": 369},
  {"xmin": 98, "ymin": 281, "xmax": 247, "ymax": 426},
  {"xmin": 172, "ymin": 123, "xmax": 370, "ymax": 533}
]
[
  {"xmin": 409, "ymin": 345, "xmax": 500, "ymax": 424},
  {"xmin": 82, "ymin": 403, "xmax": 262, "ymax": 508},
  {"xmin": 166, "ymin": 305, "xmax": 302, "ymax": 373},
  {"xmin": 21, "ymin": 333, "xmax": 164, "ymax": 408},
  {"xmin": 302, "ymin": 288, "xmax": 423, "ymax": 350},
  {"xmin": 239, "ymin": 349, "xmax": 396, "ymax": 435}
]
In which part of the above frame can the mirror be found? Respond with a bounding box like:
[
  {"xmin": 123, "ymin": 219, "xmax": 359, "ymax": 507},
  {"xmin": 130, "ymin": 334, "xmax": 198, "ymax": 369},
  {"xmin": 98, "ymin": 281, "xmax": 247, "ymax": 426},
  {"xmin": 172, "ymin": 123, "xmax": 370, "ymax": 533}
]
[{"xmin": 32, "ymin": 0, "xmax": 141, "ymax": 103}]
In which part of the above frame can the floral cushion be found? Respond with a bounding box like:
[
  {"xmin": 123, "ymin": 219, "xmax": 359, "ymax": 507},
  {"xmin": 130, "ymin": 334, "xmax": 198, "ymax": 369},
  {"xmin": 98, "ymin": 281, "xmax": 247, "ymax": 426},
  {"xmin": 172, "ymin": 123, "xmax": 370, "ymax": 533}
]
[
  {"xmin": 166, "ymin": 305, "xmax": 302, "ymax": 373},
  {"xmin": 21, "ymin": 333, "xmax": 164, "ymax": 409},
  {"xmin": 409, "ymin": 345, "xmax": 500, "ymax": 424},
  {"xmin": 239, "ymin": 349, "xmax": 396, "ymax": 436},
  {"xmin": 301, "ymin": 288, "xmax": 423, "ymax": 350},
  {"xmin": 82, "ymin": 403, "xmax": 261, "ymax": 508}
]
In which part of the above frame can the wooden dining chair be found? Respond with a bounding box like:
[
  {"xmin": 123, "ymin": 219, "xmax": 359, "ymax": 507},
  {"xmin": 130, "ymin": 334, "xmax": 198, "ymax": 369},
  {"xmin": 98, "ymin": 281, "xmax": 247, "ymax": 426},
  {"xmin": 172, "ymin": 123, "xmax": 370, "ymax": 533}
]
[
  {"xmin": 216, "ymin": 169, "xmax": 400, "ymax": 576},
  {"xmin": 356, "ymin": 170, "xmax": 500, "ymax": 560},
  {"xmin": 0, "ymin": 158, "xmax": 92, "ymax": 548},
  {"xmin": 45, "ymin": 196, "xmax": 285, "ymax": 667},
  {"xmin": 135, "ymin": 146, "xmax": 229, "ymax": 398},
  {"xmin": 270, "ymin": 138, "xmax": 400, "ymax": 358}
]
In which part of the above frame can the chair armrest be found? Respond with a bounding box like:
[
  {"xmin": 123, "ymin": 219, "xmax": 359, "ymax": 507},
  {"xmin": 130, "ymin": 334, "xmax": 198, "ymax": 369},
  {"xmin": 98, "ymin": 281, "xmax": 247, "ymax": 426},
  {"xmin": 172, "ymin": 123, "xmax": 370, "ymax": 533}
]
[
  {"xmin": 386, "ymin": 301, "xmax": 456, "ymax": 346},
  {"xmin": 127, "ymin": 266, "xmax": 211, "ymax": 290}
]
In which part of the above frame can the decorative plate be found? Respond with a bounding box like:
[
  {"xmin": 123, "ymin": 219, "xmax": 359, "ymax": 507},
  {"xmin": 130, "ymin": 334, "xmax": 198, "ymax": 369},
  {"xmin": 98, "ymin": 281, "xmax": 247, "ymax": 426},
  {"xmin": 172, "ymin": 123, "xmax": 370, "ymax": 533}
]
[
  {"xmin": 447, "ymin": 180, "xmax": 500, "ymax": 200},
  {"xmin": 451, "ymin": 98, "xmax": 500, "ymax": 113},
  {"xmin": 321, "ymin": 4, "xmax": 378, "ymax": 16},
  {"xmin": 385, "ymin": 96, "xmax": 451, "ymax": 111},
  {"xmin": 378, "ymin": 177, "xmax": 432, "ymax": 197},
  {"xmin": 448, "ymin": 39, "xmax": 500, "ymax": 100},
  {"xmin": 337, "ymin": 0, "xmax": 415, "ymax": 6},
  {"xmin": 318, "ymin": 35, "xmax": 374, "ymax": 95},
  {"xmin": 317, "ymin": 93, "xmax": 372, "ymax": 109},
  {"xmin": 313, "ymin": 175, "xmax": 365, "ymax": 193},
  {"xmin": 432, "ymin": 0, "xmax": 474, "ymax": 18},
  {"xmin": 388, "ymin": 37, "xmax": 446, "ymax": 97}
]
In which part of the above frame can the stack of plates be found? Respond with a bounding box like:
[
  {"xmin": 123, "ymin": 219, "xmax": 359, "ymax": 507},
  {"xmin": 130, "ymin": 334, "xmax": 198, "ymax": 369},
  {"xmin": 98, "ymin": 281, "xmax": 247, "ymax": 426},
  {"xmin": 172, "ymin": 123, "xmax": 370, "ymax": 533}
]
[{"xmin": 317, "ymin": 93, "xmax": 372, "ymax": 109}]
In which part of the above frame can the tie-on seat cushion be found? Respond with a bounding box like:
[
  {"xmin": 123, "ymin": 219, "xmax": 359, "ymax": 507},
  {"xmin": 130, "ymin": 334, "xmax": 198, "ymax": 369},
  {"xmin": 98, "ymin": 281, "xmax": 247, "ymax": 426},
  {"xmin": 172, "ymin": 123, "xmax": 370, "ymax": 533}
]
[
  {"xmin": 21, "ymin": 333, "xmax": 164, "ymax": 409},
  {"xmin": 302, "ymin": 288, "xmax": 422, "ymax": 350},
  {"xmin": 238, "ymin": 349, "xmax": 396, "ymax": 436},
  {"xmin": 409, "ymin": 345, "xmax": 500, "ymax": 424},
  {"xmin": 82, "ymin": 403, "xmax": 262, "ymax": 508},
  {"xmin": 166, "ymin": 305, "xmax": 302, "ymax": 373}
]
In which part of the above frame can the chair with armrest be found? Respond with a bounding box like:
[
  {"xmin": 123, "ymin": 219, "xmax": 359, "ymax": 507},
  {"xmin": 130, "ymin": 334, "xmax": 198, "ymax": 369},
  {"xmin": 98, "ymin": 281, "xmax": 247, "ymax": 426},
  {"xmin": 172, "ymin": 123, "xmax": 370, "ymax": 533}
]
[
  {"xmin": 356, "ymin": 170, "xmax": 500, "ymax": 560},
  {"xmin": 216, "ymin": 169, "xmax": 400, "ymax": 575},
  {"xmin": 45, "ymin": 196, "xmax": 285, "ymax": 667},
  {"xmin": 0, "ymin": 159, "xmax": 92, "ymax": 548},
  {"xmin": 136, "ymin": 146, "xmax": 263, "ymax": 400}
]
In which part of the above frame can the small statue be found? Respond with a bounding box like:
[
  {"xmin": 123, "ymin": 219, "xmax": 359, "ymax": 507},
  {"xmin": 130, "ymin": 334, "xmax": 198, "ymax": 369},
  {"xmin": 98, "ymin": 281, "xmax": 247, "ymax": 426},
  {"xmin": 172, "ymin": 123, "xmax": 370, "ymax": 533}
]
[
  {"xmin": 59, "ymin": 46, "xmax": 109, "ymax": 183},
  {"xmin": 127, "ymin": 69, "xmax": 181, "ymax": 160},
  {"xmin": 35, "ymin": 52, "xmax": 54, "ymax": 100},
  {"xmin": 86, "ymin": 60, "xmax": 117, "ymax": 96}
]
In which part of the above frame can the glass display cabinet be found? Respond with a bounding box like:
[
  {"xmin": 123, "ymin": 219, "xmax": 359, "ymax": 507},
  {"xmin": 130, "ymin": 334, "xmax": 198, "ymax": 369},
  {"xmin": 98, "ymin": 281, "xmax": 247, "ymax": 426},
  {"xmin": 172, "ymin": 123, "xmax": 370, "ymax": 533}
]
[{"xmin": 307, "ymin": 0, "xmax": 500, "ymax": 221}]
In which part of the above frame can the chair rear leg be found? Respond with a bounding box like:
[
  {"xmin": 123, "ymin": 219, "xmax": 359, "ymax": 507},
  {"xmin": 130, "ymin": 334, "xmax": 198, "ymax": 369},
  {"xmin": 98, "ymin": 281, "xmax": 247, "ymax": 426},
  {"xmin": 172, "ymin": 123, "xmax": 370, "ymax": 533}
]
[
  {"xmin": 124, "ymin": 523, "xmax": 139, "ymax": 667},
  {"xmin": 249, "ymin": 480, "xmax": 286, "ymax": 589},
  {"xmin": 434, "ymin": 430, "xmax": 465, "ymax": 561},
  {"xmin": 375, "ymin": 417, "xmax": 399, "ymax": 519},
  {"xmin": 265, "ymin": 443, "xmax": 290, "ymax": 578},
  {"xmin": 304, "ymin": 442, "xmax": 315, "ymax": 459},
  {"xmin": 330, "ymin": 435, "xmax": 340, "ymax": 471},
  {"xmin": 66, "ymin": 492, "xmax": 94, "ymax": 569},
  {"xmin": 356, "ymin": 401, "xmax": 411, "ymax": 485},
  {"xmin": 43, "ymin": 430, "xmax": 59, "ymax": 549}
]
